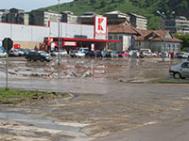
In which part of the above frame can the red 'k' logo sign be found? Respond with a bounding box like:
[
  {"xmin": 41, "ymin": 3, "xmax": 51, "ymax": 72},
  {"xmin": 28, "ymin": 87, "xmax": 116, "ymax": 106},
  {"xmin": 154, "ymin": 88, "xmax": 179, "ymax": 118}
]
[{"xmin": 98, "ymin": 18, "xmax": 104, "ymax": 31}]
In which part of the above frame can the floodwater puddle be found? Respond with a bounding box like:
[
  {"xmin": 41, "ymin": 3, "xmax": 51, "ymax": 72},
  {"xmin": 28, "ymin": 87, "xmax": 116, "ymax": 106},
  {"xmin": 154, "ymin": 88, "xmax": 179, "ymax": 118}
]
[{"xmin": 0, "ymin": 110, "xmax": 90, "ymax": 140}]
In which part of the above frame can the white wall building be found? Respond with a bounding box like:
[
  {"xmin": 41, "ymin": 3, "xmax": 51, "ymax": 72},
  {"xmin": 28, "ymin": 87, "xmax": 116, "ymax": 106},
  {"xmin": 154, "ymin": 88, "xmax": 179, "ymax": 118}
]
[
  {"xmin": 0, "ymin": 16, "xmax": 118, "ymax": 49},
  {"xmin": 108, "ymin": 23, "xmax": 137, "ymax": 51}
]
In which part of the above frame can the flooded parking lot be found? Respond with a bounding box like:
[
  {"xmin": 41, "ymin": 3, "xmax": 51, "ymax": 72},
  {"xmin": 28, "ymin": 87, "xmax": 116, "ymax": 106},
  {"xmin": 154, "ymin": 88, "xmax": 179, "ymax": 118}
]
[
  {"xmin": 0, "ymin": 57, "xmax": 189, "ymax": 141},
  {"xmin": 0, "ymin": 57, "xmax": 174, "ymax": 82}
]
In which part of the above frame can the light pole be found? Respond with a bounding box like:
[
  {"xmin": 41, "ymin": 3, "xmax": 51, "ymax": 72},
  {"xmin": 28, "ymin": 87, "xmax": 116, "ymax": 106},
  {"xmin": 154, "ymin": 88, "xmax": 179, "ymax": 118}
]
[
  {"xmin": 57, "ymin": 0, "xmax": 61, "ymax": 65},
  {"xmin": 156, "ymin": 10, "xmax": 166, "ymax": 61}
]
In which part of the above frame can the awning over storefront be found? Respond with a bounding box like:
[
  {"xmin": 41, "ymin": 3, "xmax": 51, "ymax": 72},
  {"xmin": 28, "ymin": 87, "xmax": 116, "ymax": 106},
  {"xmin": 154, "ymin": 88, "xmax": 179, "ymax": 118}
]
[{"xmin": 62, "ymin": 37, "xmax": 120, "ymax": 43}]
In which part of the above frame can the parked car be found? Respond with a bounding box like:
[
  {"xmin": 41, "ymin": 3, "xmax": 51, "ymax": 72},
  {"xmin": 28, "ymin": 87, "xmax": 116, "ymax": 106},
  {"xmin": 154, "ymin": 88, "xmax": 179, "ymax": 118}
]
[
  {"xmin": 118, "ymin": 51, "xmax": 129, "ymax": 57},
  {"xmin": 111, "ymin": 50, "xmax": 120, "ymax": 58},
  {"xmin": 101, "ymin": 50, "xmax": 111, "ymax": 58},
  {"xmin": 85, "ymin": 50, "xmax": 95, "ymax": 57},
  {"xmin": 94, "ymin": 50, "xmax": 102, "ymax": 57},
  {"xmin": 75, "ymin": 48, "xmax": 89, "ymax": 57},
  {"xmin": 175, "ymin": 52, "xmax": 189, "ymax": 59},
  {"xmin": 0, "ymin": 49, "xmax": 6, "ymax": 57},
  {"xmin": 75, "ymin": 51, "xmax": 85, "ymax": 57},
  {"xmin": 21, "ymin": 48, "xmax": 31, "ymax": 56},
  {"xmin": 51, "ymin": 49, "xmax": 68, "ymax": 57},
  {"xmin": 169, "ymin": 61, "xmax": 189, "ymax": 79},
  {"xmin": 9, "ymin": 49, "xmax": 22, "ymax": 57},
  {"xmin": 140, "ymin": 49, "xmax": 157, "ymax": 57},
  {"xmin": 69, "ymin": 50, "xmax": 78, "ymax": 58},
  {"xmin": 25, "ymin": 51, "xmax": 51, "ymax": 62},
  {"xmin": 129, "ymin": 50, "xmax": 140, "ymax": 58}
]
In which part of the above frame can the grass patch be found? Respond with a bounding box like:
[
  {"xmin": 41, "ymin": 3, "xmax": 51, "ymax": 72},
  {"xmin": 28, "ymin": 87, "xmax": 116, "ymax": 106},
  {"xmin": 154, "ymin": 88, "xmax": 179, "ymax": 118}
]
[{"xmin": 0, "ymin": 88, "xmax": 70, "ymax": 105}]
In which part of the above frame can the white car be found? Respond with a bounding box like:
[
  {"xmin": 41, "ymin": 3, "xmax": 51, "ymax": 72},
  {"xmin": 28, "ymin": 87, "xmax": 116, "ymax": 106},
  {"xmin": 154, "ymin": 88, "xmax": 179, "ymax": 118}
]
[
  {"xmin": 129, "ymin": 50, "xmax": 140, "ymax": 58},
  {"xmin": 75, "ymin": 51, "xmax": 86, "ymax": 57},
  {"xmin": 0, "ymin": 50, "xmax": 6, "ymax": 57},
  {"xmin": 169, "ymin": 61, "xmax": 189, "ymax": 79},
  {"xmin": 51, "ymin": 49, "xmax": 68, "ymax": 57},
  {"xmin": 176, "ymin": 52, "xmax": 189, "ymax": 59},
  {"xmin": 75, "ymin": 48, "xmax": 89, "ymax": 57},
  {"xmin": 140, "ymin": 49, "xmax": 157, "ymax": 57}
]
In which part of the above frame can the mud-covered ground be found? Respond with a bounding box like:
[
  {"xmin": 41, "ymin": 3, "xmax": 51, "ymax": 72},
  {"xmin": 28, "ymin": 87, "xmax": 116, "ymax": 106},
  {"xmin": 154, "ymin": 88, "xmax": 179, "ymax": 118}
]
[
  {"xmin": 0, "ymin": 57, "xmax": 175, "ymax": 81},
  {"xmin": 0, "ymin": 57, "xmax": 189, "ymax": 141}
]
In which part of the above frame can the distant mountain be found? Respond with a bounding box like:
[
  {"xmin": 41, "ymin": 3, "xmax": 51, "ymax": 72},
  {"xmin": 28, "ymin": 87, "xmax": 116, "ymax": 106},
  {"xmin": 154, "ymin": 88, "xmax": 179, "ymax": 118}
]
[{"xmin": 41, "ymin": 0, "xmax": 189, "ymax": 29}]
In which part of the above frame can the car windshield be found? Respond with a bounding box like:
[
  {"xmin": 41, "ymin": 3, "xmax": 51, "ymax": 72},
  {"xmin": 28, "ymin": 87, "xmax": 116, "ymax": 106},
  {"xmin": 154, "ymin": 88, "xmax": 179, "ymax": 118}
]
[
  {"xmin": 0, "ymin": 49, "xmax": 5, "ymax": 53},
  {"xmin": 39, "ymin": 51, "xmax": 48, "ymax": 55},
  {"xmin": 182, "ymin": 62, "xmax": 189, "ymax": 68}
]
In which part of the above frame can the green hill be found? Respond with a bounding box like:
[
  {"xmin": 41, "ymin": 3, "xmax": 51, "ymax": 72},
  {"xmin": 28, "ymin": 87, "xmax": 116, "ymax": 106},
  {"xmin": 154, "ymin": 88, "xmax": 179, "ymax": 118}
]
[{"xmin": 41, "ymin": 0, "xmax": 189, "ymax": 29}]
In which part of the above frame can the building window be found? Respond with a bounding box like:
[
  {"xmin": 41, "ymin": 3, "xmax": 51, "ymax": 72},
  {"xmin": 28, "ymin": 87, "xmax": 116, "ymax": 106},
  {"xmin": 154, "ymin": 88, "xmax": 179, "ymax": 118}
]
[
  {"xmin": 119, "ymin": 35, "xmax": 122, "ymax": 40},
  {"xmin": 139, "ymin": 41, "xmax": 141, "ymax": 46}
]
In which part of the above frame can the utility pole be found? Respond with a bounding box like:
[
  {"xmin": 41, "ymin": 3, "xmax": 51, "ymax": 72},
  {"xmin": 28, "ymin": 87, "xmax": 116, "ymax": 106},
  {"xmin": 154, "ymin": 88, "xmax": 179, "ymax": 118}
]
[
  {"xmin": 57, "ymin": 0, "xmax": 61, "ymax": 66},
  {"xmin": 2, "ymin": 38, "xmax": 13, "ymax": 90},
  {"xmin": 156, "ymin": 10, "xmax": 166, "ymax": 61},
  {"xmin": 5, "ymin": 49, "xmax": 8, "ymax": 89}
]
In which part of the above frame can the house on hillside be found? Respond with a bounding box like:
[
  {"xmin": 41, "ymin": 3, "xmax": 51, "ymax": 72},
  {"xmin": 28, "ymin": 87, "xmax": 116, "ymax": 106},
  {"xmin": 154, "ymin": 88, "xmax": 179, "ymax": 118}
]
[
  {"xmin": 135, "ymin": 29, "xmax": 182, "ymax": 53},
  {"xmin": 108, "ymin": 23, "xmax": 137, "ymax": 51}
]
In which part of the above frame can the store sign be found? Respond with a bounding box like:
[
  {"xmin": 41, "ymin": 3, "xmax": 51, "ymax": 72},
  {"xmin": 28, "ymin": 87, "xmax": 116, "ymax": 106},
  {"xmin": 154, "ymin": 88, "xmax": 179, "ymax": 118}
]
[
  {"xmin": 63, "ymin": 41, "xmax": 77, "ymax": 46},
  {"xmin": 95, "ymin": 16, "xmax": 107, "ymax": 34}
]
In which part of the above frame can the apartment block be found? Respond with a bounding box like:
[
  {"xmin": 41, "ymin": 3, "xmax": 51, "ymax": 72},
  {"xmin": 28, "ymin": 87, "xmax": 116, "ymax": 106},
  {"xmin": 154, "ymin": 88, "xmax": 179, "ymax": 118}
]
[
  {"xmin": 30, "ymin": 10, "xmax": 62, "ymax": 26},
  {"xmin": 164, "ymin": 16, "xmax": 189, "ymax": 34},
  {"xmin": 104, "ymin": 11, "xmax": 130, "ymax": 25},
  {"xmin": 0, "ymin": 8, "xmax": 29, "ymax": 25},
  {"xmin": 128, "ymin": 13, "xmax": 147, "ymax": 30}
]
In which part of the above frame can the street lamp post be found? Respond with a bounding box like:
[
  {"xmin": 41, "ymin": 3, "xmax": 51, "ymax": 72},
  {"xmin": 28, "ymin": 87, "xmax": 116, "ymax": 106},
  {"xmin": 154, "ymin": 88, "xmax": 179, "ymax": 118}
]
[
  {"xmin": 57, "ymin": 0, "xmax": 61, "ymax": 65},
  {"xmin": 156, "ymin": 10, "xmax": 167, "ymax": 61}
]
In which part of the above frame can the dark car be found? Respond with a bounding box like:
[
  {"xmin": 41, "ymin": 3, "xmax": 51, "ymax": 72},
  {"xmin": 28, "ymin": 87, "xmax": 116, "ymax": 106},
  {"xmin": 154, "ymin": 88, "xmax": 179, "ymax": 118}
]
[
  {"xmin": 21, "ymin": 48, "xmax": 33, "ymax": 56},
  {"xmin": 94, "ymin": 50, "xmax": 102, "ymax": 57},
  {"xmin": 25, "ymin": 51, "xmax": 51, "ymax": 62},
  {"xmin": 85, "ymin": 50, "xmax": 95, "ymax": 57}
]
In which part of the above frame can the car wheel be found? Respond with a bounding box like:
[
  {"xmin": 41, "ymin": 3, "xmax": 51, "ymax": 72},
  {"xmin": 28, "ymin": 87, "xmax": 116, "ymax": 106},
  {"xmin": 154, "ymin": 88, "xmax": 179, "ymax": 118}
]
[{"xmin": 173, "ymin": 72, "xmax": 181, "ymax": 79}]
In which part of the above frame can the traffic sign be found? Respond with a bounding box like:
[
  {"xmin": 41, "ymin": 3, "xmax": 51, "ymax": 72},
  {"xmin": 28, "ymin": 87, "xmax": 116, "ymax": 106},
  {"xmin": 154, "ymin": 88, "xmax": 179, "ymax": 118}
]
[{"xmin": 2, "ymin": 38, "xmax": 13, "ymax": 53}]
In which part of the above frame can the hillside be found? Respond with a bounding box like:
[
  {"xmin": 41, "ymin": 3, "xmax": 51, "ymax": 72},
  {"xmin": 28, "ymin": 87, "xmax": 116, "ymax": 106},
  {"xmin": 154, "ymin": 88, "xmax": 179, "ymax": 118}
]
[{"xmin": 41, "ymin": 0, "xmax": 189, "ymax": 29}]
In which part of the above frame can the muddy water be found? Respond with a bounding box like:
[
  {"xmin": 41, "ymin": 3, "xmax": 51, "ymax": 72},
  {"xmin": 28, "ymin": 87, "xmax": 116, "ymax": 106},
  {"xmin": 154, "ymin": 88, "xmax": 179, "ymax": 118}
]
[
  {"xmin": 0, "ymin": 57, "xmax": 172, "ymax": 81},
  {"xmin": 0, "ymin": 109, "xmax": 91, "ymax": 141},
  {"xmin": 0, "ymin": 57, "xmax": 188, "ymax": 141}
]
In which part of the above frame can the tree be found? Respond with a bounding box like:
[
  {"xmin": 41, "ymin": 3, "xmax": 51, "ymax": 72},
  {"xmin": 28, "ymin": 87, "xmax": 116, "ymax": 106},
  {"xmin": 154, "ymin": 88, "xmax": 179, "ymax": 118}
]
[{"xmin": 176, "ymin": 34, "xmax": 189, "ymax": 50}]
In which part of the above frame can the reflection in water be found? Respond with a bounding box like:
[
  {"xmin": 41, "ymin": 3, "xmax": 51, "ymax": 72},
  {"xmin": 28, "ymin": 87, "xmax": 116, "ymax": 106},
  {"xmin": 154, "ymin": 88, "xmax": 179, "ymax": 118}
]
[{"xmin": 0, "ymin": 57, "xmax": 170, "ymax": 81}]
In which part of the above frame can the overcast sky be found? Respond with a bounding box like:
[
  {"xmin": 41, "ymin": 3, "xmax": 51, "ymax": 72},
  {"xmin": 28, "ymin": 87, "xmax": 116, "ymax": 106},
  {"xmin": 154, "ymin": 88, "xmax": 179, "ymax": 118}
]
[{"xmin": 0, "ymin": 0, "xmax": 73, "ymax": 12}]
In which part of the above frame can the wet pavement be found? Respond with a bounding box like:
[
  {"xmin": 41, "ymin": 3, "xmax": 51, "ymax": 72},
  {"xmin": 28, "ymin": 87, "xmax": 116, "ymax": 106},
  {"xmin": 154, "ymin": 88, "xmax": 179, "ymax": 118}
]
[
  {"xmin": 0, "ymin": 108, "xmax": 91, "ymax": 141},
  {"xmin": 0, "ymin": 57, "xmax": 189, "ymax": 141},
  {"xmin": 0, "ymin": 57, "xmax": 174, "ymax": 81}
]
